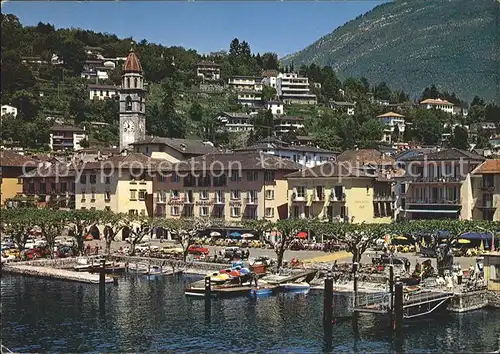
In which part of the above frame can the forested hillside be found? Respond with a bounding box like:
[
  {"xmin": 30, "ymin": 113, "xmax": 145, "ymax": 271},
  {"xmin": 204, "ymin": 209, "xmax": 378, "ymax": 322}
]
[{"xmin": 282, "ymin": 0, "xmax": 499, "ymax": 103}]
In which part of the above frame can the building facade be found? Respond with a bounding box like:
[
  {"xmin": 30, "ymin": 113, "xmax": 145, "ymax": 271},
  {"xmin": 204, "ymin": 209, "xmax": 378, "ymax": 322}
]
[
  {"xmin": 1, "ymin": 105, "xmax": 18, "ymax": 118},
  {"xmin": 196, "ymin": 61, "xmax": 221, "ymax": 81},
  {"xmin": 377, "ymin": 112, "xmax": 406, "ymax": 144},
  {"xmin": 286, "ymin": 161, "xmax": 392, "ymax": 224},
  {"xmin": 276, "ymin": 73, "xmax": 317, "ymax": 105},
  {"xmin": 119, "ymin": 48, "xmax": 146, "ymax": 152},
  {"xmin": 75, "ymin": 153, "xmax": 155, "ymax": 216},
  {"xmin": 153, "ymin": 152, "xmax": 302, "ymax": 221},
  {"xmin": 88, "ymin": 84, "xmax": 120, "ymax": 100},
  {"xmin": 329, "ymin": 101, "xmax": 355, "ymax": 116},
  {"xmin": 228, "ymin": 76, "xmax": 263, "ymax": 107},
  {"xmin": 237, "ymin": 137, "xmax": 337, "ymax": 168},
  {"xmin": 420, "ymin": 98, "xmax": 454, "ymax": 115},
  {"xmin": 274, "ymin": 116, "xmax": 305, "ymax": 135},
  {"xmin": 49, "ymin": 125, "xmax": 87, "ymax": 151},
  {"xmin": 217, "ymin": 112, "xmax": 254, "ymax": 132},
  {"xmin": 0, "ymin": 151, "xmax": 37, "ymax": 206},
  {"xmin": 400, "ymin": 149, "xmax": 485, "ymax": 220},
  {"xmin": 471, "ymin": 160, "xmax": 500, "ymax": 221},
  {"xmin": 265, "ymin": 101, "xmax": 284, "ymax": 115}
]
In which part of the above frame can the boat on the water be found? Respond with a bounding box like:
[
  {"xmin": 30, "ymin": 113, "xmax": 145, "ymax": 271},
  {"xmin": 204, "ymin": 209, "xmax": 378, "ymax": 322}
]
[
  {"xmin": 73, "ymin": 257, "xmax": 113, "ymax": 271},
  {"xmin": 249, "ymin": 286, "xmax": 274, "ymax": 296},
  {"xmin": 143, "ymin": 266, "xmax": 183, "ymax": 277},
  {"xmin": 280, "ymin": 282, "xmax": 311, "ymax": 292}
]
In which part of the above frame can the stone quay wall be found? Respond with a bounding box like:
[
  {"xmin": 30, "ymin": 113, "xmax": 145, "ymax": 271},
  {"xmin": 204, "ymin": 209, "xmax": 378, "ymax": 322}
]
[
  {"xmin": 486, "ymin": 291, "xmax": 500, "ymax": 308},
  {"xmin": 448, "ymin": 290, "xmax": 489, "ymax": 312}
]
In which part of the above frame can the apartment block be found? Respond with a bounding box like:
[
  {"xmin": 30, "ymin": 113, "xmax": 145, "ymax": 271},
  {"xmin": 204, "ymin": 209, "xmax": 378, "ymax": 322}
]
[
  {"xmin": 276, "ymin": 73, "xmax": 317, "ymax": 105},
  {"xmin": 400, "ymin": 148, "xmax": 485, "ymax": 220},
  {"xmin": 286, "ymin": 161, "xmax": 392, "ymax": 224},
  {"xmin": 153, "ymin": 152, "xmax": 302, "ymax": 221}
]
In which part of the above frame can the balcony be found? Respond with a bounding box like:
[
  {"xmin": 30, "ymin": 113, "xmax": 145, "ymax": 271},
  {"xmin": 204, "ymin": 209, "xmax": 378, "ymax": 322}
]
[
  {"xmin": 406, "ymin": 197, "xmax": 461, "ymax": 205},
  {"xmin": 329, "ymin": 193, "xmax": 346, "ymax": 202},
  {"xmin": 407, "ymin": 176, "xmax": 463, "ymax": 183},
  {"xmin": 184, "ymin": 197, "xmax": 195, "ymax": 204},
  {"xmin": 373, "ymin": 194, "xmax": 395, "ymax": 202},
  {"xmin": 480, "ymin": 183, "xmax": 495, "ymax": 191},
  {"xmin": 156, "ymin": 197, "xmax": 167, "ymax": 204},
  {"xmin": 213, "ymin": 197, "xmax": 225, "ymax": 205},
  {"xmin": 168, "ymin": 196, "xmax": 184, "ymax": 205},
  {"xmin": 477, "ymin": 200, "xmax": 497, "ymax": 209},
  {"xmin": 245, "ymin": 198, "xmax": 259, "ymax": 205},
  {"xmin": 311, "ymin": 192, "xmax": 326, "ymax": 202},
  {"xmin": 292, "ymin": 192, "xmax": 308, "ymax": 202}
]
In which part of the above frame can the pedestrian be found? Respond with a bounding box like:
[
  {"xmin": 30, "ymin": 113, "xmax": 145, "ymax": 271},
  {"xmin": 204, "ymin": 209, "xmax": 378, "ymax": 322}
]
[
  {"xmin": 86, "ymin": 244, "xmax": 91, "ymax": 256},
  {"xmin": 95, "ymin": 246, "xmax": 99, "ymax": 255}
]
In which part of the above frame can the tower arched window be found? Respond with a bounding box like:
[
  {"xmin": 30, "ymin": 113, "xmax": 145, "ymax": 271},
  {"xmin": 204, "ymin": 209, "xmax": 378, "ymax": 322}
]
[
  {"xmin": 126, "ymin": 96, "xmax": 132, "ymax": 111},
  {"xmin": 127, "ymin": 77, "xmax": 130, "ymax": 88},
  {"xmin": 134, "ymin": 78, "xmax": 138, "ymax": 88}
]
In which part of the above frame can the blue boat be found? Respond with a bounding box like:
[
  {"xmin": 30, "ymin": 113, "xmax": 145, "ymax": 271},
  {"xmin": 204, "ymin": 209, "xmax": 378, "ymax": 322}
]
[{"xmin": 250, "ymin": 286, "xmax": 275, "ymax": 296}]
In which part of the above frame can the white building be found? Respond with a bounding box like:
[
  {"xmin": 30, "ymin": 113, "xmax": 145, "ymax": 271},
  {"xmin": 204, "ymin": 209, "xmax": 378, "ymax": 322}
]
[
  {"xmin": 1, "ymin": 105, "xmax": 18, "ymax": 118},
  {"xmin": 49, "ymin": 125, "xmax": 87, "ymax": 151},
  {"xmin": 237, "ymin": 137, "xmax": 336, "ymax": 168},
  {"xmin": 262, "ymin": 70, "xmax": 279, "ymax": 89},
  {"xmin": 329, "ymin": 101, "xmax": 355, "ymax": 116},
  {"xmin": 196, "ymin": 61, "xmax": 221, "ymax": 81},
  {"xmin": 88, "ymin": 84, "xmax": 120, "ymax": 100},
  {"xmin": 81, "ymin": 59, "xmax": 113, "ymax": 82},
  {"xmin": 217, "ymin": 112, "xmax": 255, "ymax": 132},
  {"xmin": 265, "ymin": 101, "xmax": 284, "ymax": 115},
  {"xmin": 274, "ymin": 116, "xmax": 305, "ymax": 135},
  {"xmin": 420, "ymin": 98, "xmax": 454, "ymax": 115},
  {"xmin": 377, "ymin": 112, "xmax": 406, "ymax": 144},
  {"xmin": 228, "ymin": 76, "xmax": 263, "ymax": 107},
  {"xmin": 276, "ymin": 73, "xmax": 317, "ymax": 105}
]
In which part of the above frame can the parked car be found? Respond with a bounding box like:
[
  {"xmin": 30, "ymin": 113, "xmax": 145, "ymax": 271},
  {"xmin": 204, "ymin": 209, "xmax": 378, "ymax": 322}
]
[{"xmin": 188, "ymin": 244, "xmax": 209, "ymax": 255}]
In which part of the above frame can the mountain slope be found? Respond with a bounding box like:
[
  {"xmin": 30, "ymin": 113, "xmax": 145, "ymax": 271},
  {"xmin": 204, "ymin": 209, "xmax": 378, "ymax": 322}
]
[{"xmin": 282, "ymin": 0, "xmax": 499, "ymax": 103}]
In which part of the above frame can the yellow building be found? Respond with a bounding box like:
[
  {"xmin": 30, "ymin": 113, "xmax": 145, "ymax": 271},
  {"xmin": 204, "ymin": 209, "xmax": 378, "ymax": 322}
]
[
  {"xmin": 285, "ymin": 161, "xmax": 392, "ymax": 223},
  {"xmin": 471, "ymin": 159, "xmax": 500, "ymax": 221},
  {"xmin": 483, "ymin": 252, "xmax": 500, "ymax": 292},
  {"xmin": 0, "ymin": 150, "xmax": 36, "ymax": 206},
  {"xmin": 153, "ymin": 151, "xmax": 302, "ymax": 221},
  {"xmin": 76, "ymin": 153, "xmax": 157, "ymax": 216}
]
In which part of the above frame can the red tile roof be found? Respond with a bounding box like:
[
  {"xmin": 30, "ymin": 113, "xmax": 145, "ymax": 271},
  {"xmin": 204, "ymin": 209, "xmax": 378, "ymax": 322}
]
[
  {"xmin": 0, "ymin": 150, "xmax": 37, "ymax": 167},
  {"xmin": 473, "ymin": 160, "xmax": 500, "ymax": 174},
  {"xmin": 123, "ymin": 49, "xmax": 142, "ymax": 73}
]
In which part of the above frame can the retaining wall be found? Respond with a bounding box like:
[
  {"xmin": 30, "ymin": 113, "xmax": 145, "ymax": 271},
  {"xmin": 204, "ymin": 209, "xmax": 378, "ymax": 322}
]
[
  {"xmin": 447, "ymin": 290, "xmax": 489, "ymax": 312},
  {"xmin": 486, "ymin": 291, "xmax": 500, "ymax": 308}
]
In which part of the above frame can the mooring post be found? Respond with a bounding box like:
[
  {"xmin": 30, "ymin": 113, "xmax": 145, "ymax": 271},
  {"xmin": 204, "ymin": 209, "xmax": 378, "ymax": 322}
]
[
  {"xmin": 323, "ymin": 270, "xmax": 334, "ymax": 327},
  {"xmin": 389, "ymin": 264, "xmax": 395, "ymax": 325},
  {"xmin": 393, "ymin": 281, "xmax": 404, "ymax": 332},
  {"xmin": 205, "ymin": 276, "xmax": 211, "ymax": 298},
  {"xmin": 99, "ymin": 259, "xmax": 106, "ymax": 311},
  {"xmin": 353, "ymin": 262, "xmax": 359, "ymax": 307}
]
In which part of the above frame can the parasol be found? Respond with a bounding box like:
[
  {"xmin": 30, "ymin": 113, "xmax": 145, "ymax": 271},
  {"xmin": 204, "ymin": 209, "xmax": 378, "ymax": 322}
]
[
  {"xmin": 210, "ymin": 231, "xmax": 221, "ymax": 237},
  {"xmin": 393, "ymin": 236, "xmax": 408, "ymax": 240},
  {"xmin": 457, "ymin": 239, "xmax": 470, "ymax": 244},
  {"xmin": 229, "ymin": 231, "xmax": 242, "ymax": 238},
  {"xmin": 241, "ymin": 233, "xmax": 254, "ymax": 238},
  {"xmin": 297, "ymin": 231, "xmax": 308, "ymax": 239}
]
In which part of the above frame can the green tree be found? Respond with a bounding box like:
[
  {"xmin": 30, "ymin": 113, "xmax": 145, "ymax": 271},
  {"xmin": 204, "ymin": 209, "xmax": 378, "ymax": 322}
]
[
  {"xmin": 34, "ymin": 209, "xmax": 69, "ymax": 258},
  {"xmin": 3, "ymin": 209, "xmax": 34, "ymax": 252},
  {"xmin": 66, "ymin": 209, "xmax": 104, "ymax": 256},
  {"xmin": 189, "ymin": 102, "xmax": 204, "ymax": 122},
  {"xmin": 102, "ymin": 212, "xmax": 127, "ymax": 255},
  {"xmin": 449, "ymin": 125, "xmax": 469, "ymax": 150},
  {"xmin": 374, "ymin": 82, "xmax": 392, "ymax": 101},
  {"xmin": 268, "ymin": 218, "xmax": 309, "ymax": 269},
  {"xmin": 261, "ymin": 52, "xmax": 279, "ymax": 70},
  {"xmin": 160, "ymin": 218, "xmax": 212, "ymax": 262},
  {"xmin": 412, "ymin": 109, "xmax": 444, "ymax": 145},
  {"xmin": 344, "ymin": 223, "xmax": 387, "ymax": 263},
  {"xmin": 262, "ymin": 85, "xmax": 277, "ymax": 102},
  {"xmin": 252, "ymin": 110, "xmax": 274, "ymax": 140},
  {"xmin": 123, "ymin": 214, "xmax": 154, "ymax": 256},
  {"xmin": 358, "ymin": 119, "xmax": 384, "ymax": 148}
]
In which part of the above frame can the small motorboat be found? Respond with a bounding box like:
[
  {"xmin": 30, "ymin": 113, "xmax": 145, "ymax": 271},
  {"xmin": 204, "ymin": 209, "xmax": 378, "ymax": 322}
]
[
  {"xmin": 280, "ymin": 282, "xmax": 311, "ymax": 292},
  {"xmin": 250, "ymin": 286, "xmax": 274, "ymax": 296},
  {"xmin": 128, "ymin": 263, "xmax": 149, "ymax": 272},
  {"xmin": 143, "ymin": 266, "xmax": 173, "ymax": 276},
  {"xmin": 206, "ymin": 272, "xmax": 231, "ymax": 284},
  {"xmin": 74, "ymin": 257, "xmax": 113, "ymax": 271}
]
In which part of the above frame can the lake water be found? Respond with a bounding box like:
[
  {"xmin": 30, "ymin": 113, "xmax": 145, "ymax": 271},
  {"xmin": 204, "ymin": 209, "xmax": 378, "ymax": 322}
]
[{"xmin": 1, "ymin": 274, "xmax": 499, "ymax": 353}]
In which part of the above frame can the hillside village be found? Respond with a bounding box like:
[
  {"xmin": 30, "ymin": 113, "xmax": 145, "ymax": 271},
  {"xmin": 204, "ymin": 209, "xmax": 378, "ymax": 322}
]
[{"xmin": 2, "ymin": 14, "xmax": 500, "ymax": 225}]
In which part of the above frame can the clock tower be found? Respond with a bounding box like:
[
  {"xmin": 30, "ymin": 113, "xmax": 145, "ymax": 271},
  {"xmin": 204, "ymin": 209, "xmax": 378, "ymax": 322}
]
[{"xmin": 119, "ymin": 46, "xmax": 146, "ymax": 152}]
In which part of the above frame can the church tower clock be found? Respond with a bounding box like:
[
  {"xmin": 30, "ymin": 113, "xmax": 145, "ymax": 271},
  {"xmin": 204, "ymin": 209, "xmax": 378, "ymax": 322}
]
[{"xmin": 119, "ymin": 45, "xmax": 146, "ymax": 152}]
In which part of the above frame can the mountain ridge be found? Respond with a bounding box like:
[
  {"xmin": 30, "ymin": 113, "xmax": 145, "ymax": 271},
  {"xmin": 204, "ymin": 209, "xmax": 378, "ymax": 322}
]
[{"xmin": 282, "ymin": 0, "xmax": 500, "ymax": 103}]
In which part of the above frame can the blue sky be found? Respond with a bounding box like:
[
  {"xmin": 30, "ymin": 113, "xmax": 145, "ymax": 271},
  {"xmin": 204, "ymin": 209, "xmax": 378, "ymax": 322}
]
[{"xmin": 3, "ymin": 1, "xmax": 384, "ymax": 57}]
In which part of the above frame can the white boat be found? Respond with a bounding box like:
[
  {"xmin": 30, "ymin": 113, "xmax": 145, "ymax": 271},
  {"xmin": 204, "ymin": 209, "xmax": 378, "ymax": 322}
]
[
  {"xmin": 127, "ymin": 262, "xmax": 149, "ymax": 272},
  {"xmin": 73, "ymin": 257, "xmax": 112, "ymax": 271},
  {"xmin": 142, "ymin": 266, "xmax": 178, "ymax": 276},
  {"xmin": 280, "ymin": 282, "xmax": 311, "ymax": 292}
]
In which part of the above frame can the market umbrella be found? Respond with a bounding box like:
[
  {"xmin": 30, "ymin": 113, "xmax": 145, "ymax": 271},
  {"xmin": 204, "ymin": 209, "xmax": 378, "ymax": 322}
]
[
  {"xmin": 297, "ymin": 231, "xmax": 308, "ymax": 239},
  {"xmin": 210, "ymin": 231, "xmax": 221, "ymax": 237},
  {"xmin": 241, "ymin": 233, "xmax": 254, "ymax": 238},
  {"xmin": 393, "ymin": 236, "xmax": 407, "ymax": 240},
  {"xmin": 457, "ymin": 239, "xmax": 470, "ymax": 244},
  {"xmin": 229, "ymin": 231, "xmax": 242, "ymax": 238},
  {"xmin": 270, "ymin": 231, "xmax": 282, "ymax": 237}
]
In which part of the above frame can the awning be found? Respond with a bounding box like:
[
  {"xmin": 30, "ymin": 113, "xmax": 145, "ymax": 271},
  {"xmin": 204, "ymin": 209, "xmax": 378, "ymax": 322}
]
[
  {"xmin": 405, "ymin": 210, "xmax": 459, "ymax": 213},
  {"xmin": 460, "ymin": 232, "xmax": 492, "ymax": 240}
]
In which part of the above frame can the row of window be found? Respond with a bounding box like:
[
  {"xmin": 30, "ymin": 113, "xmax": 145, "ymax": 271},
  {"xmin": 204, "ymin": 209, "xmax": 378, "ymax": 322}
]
[
  {"xmin": 161, "ymin": 189, "xmax": 274, "ymax": 201},
  {"xmin": 162, "ymin": 205, "xmax": 275, "ymax": 218},
  {"xmin": 79, "ymin": 175, "xmax": 110, "ymax": 185},
  {"xmin": 27, "ymin": 182, "xmax": 73, "ymax": 194}
]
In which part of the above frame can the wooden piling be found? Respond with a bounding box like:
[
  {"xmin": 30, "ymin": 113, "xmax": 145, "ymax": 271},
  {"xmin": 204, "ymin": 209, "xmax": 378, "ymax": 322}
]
[
  {"xmin": 204, "ymin": 276, "xmax": 211, "ymax": 298},
  {"xmin": 393, "ymin": 282, "xmax": 404, "ymax": 332},
  {"xmin": 323, "ymin": 276, "xmax": 334, "ymax": 327},
  {"xmin": 99, "ymin": 259, "xmax": 106, "ymax": 304},
  {"xmin": 352, "ymin": 262, "xmax": 359, "ymax": 307}
]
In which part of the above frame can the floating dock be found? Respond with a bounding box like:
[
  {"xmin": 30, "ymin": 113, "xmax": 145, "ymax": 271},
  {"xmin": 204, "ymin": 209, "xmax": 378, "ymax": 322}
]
[{"xmin": 2, "ymin": 264, "xmax": 114, "ymax": 284}]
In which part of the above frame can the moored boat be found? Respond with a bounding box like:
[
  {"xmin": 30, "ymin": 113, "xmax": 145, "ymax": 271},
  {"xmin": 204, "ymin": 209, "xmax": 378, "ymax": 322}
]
[
  {"xmin": 249, "ymin": 286, "xmax": 274, "ymax": 296},
  {"xmin": 280, "ymin": 282, "xmax": 311, "ymax": 292}
]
